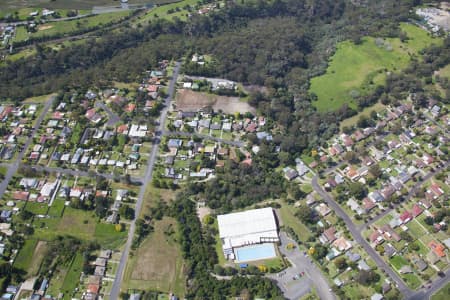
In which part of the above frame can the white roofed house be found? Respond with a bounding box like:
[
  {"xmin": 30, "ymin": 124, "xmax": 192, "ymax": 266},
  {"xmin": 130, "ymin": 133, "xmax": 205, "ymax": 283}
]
[
  {"xmin": 217, "ymin": 207, "xmax": 279, "ymax": 260},
  {"xmin": 128, "ymin": 124, "xmax": 147, "ymax": 138}
]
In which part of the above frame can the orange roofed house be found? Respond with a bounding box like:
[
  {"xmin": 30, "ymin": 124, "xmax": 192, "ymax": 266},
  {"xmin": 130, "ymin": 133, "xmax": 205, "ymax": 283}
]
[{"xmin": 428, "ymin": 240, "xmax": 446, "ymax": 258}]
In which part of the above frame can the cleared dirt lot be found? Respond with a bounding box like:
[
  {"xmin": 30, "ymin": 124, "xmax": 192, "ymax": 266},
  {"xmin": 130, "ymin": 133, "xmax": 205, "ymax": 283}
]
[
  {"xmin": 175, "ymin": 89, "xmax": 255, "ymax": 114},
  {"xmin": 125, "ymin": 217, "xmax": 185, "ymax": 295}
]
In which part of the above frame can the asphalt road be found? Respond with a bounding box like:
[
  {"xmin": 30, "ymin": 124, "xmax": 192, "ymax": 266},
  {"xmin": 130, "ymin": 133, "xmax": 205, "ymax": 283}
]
[
  {"xmin": 311, "ymin": 175, "xmax": 414, "ymax": 297},
  {"xmin": 95, "ymin": 101, "xmax": 121, "ymax": 127},
  {"xmin": 0, "ymin": 96, "xmax": 55, "ymax": 199},
  {"xmin": 268, "ymin": 232, "xmax": 336, "ymax": 300},
  {"xmin": 163, "ymin": 130, "xmax": 245, "ymax": 147},
  {"xmin": 109, "ymin": 61, "xmax": 181, "ymax": 299},
  {"xmin": 410, "ymin": 268, "xmax": 450, "ymax": 300}
]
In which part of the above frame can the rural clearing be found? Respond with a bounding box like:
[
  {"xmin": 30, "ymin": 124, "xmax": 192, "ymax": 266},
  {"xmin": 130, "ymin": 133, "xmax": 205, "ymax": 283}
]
[
  {"xmin": 310, "ymin": 23, "xmax": 441, "ymax": 112},
  {"xmin": 175, "ymin": 89, "xmax": 255, "ymax": 114},
  {"xmin": 123, "ymin": 217, "xmax": 185, "ymax": 297}
]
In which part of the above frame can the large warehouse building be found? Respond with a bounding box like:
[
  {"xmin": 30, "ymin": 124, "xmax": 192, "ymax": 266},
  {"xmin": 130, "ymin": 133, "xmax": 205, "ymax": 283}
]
[{"xmin": 217, "ymin": 207, "xmax": 279, "ymax": 261}]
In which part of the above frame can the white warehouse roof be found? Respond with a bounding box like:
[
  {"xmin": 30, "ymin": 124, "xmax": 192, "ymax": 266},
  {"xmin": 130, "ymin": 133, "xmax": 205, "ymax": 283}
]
[{"xmin": 217, "ymin": 207, "xmax": 278, "ymax": 249}]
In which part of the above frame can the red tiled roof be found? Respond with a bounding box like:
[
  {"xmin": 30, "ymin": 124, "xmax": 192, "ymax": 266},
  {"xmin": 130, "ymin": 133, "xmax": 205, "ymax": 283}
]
[
  {"xmin": 116, "ymin": 124, "xmax": 128, "ymax": 134},
  {"xmin": 428, "ymin": 240, "xmax": 445, "ymax": 257},
  {"xmin": 125, "ymin": 103, "xmax": 136, "ymax": 113},
  {"xmin": 13, "ymin": 191, "xmax": 29, "ymax": 201},
  {"xmin": 400, "ymin": 210, "xmax": 413, "ymax": 223},
  {"xmin": 412, "ymin": 204, "xmax": 423, "ymax": 217}
]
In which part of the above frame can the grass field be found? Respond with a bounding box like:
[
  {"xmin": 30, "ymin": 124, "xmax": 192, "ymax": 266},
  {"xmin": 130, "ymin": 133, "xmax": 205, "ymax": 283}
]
[
  {"xmin": 407, "ymin": 219, "xmax": 428, "ymax": 237},
  {"xmin": 14, "ymin": 238, "xmax": 38, "ymax": 271},
  {"xmin": 339, "ymin": 102, "xmax": 385, "ymax": 131},
  {"xmin": 22, "ymin": 93, "xmax": 56, "ymax": 103},
  {"xmin": 278, "ymin": 201, "xmax": 312, "ymax": 243},
  {"xmin": 32, "ymin": 206, "xmax": 126, "ymax": 249},
  {"xmin": 60, "ymin": 252, "xmax": 84, "ymax": 295},
  {"xmin": 438, "ymin": 64, "xmax": 450, "ymax": 79},
  {"xmin": 389, "ymin": 255, "xmax": 408, "ymax": 270},
  {"xmin": 94, "ymin": 222, "xmax": 128, "ymax": 249},
  {"xmin": 432, "ymin": 282, "xmax": 450, "ymax": 300},
  {"xmin": 123, "ymin": 217, "xmax": 185, "ymax": 296},
  {"xmin": 137, "ymin": 0, "xmax": 200, "ymax": 23},
  {"xmin": 402, "ymin": 273, "xmax": 422, "ymax": 290},
  {"xmin": 0, "ymin": 0, "xmax": 175, "ymax": 10},
  {"xmin": 27, "ymin": 240, "xmax": 48, "ymax": 276},
  {"xmin": 310, "ymin": 23, "xmax": 441, "ymax": 112},
  {"xmin": 14, "ymin": 11, "xmax": 131, "ymax": 42}
]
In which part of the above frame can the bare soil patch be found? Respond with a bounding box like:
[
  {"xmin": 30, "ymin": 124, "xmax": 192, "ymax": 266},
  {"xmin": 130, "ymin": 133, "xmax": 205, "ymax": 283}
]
[
  {"xmin": 129, "ymin": 217, "xmax": 184, "ymax": 293},
  {"xmin": 38, "ymin": 25, "xmax": 53, "ymax": 31},
  {"xmin": 28, "ymin": 240, "xmax": 48, "ymax": 276},
  {"xmin": 175, "ymin": 89, "xmax": 255, "ymax": 114}
]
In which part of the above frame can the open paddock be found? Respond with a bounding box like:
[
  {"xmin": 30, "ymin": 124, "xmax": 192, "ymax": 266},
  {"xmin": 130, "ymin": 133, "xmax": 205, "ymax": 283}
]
[{"xmin": 175, "ymin": 89, "xmax": 255, "ymax": 114}]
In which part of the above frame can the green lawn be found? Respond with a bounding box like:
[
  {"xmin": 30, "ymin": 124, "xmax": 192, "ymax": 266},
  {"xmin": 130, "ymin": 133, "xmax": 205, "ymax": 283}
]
[
  {"xmin": 310, "ymin": 23, "xmax": 441, "ymax": 112},
  {"xmin": 14, "ymin": 238, "xmax": 38, "ymax": 271},
  {"xmin": 0, "ymin": 0, "xmax": 175, "ymax": 10},
  {"xmin": 402, "ymin": 273, "xmax": 422, "ymax": 290},
  {"xmin": 340, "ymin": 102, "xmax": 385, "ymax": 131},
  {"xmin": 407, "ymin": 219, "xmax": 428, "ymax": 238},
  {"xmin": 22, "ymin": 93, "xmax": 56, "ymax": 103},
  {"xmin": 48, "ymin": 199, "xmax": 66, "ymax": 217},
  {"xmin": 25, "ymin": 201, "xmax": 49, "ymax": 215},
  {"xmin": 60, "ymin": 252, "xmax": 84, "ymax": 296},
  {"xmin": 278, "ymin": 202, "xmax": 312, "ymax": 243},
  {"xmin": 439, "ymin": 64, "xmax": 450, "ymax": 79},
  {"xmin": 14, "ymin": 11, "xmax": 131, "ymax": 42},
  {"xmin": 432, "ymin": 282, "xmax": 450, "ymax": 300},
  {"xmin": 33, "ymin": 207, "xmax": 97, "ymax": 241},
  {"xmin": 94, "ymin": 222, "xmax": 128, "ymax": 250},
  {"xmin": 389, "ymin": 255, "xmax": 408, "ymax": 270},
  {"xmin": 137, "ymin": 0, "xmax": 199, "ymax": 23}
]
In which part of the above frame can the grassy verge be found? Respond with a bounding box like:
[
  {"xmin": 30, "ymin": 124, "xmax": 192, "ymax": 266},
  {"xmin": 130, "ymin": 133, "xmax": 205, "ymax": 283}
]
[
  {"xmin": 432, "ymin": 282, "xmax": 450, "ymax": 300},
  {"xmin": 278, "ymin": 201, "xmax": 312, "ymax": 243}
]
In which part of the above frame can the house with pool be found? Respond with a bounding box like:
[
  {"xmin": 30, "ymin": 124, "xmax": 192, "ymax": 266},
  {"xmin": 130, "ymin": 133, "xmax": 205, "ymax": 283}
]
[{"xmin": 217, "ymin": 207, "xmax": 280, "ymax": 262}]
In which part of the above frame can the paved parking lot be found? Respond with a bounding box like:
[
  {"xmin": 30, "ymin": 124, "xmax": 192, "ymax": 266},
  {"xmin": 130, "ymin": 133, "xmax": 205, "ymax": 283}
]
[{"xmin": 268, "ymin": 232, "xmax": 335, "ymax": 300}]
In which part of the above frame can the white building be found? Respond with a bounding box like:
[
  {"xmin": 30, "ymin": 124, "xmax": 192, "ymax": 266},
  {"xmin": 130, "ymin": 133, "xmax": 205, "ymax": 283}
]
[
  {"xmin": 217, "ymin": 207, "xmax": 279, "ymax": 259},
  {"xmin": 128, "ymin": 124, "xmax": 147, "ymax": 138}
]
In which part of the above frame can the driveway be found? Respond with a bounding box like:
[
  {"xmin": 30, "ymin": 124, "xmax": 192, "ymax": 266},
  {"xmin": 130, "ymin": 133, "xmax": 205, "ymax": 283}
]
[
  {"xmin": 267, "ymin": 232, "xmax": 336, "ymax": 300},
  {"xmin": 95, "ymin": 101, "xmax": 121, "ymax": 127}
]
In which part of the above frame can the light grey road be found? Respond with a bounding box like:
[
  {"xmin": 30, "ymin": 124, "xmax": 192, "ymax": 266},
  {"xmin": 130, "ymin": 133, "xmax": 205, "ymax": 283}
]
[
  {"xmin": 109, "ymin": 61, "xmax": 182, "ymax": 299},
  {"xmin": 163, "ymin": 130, "xmax": 245, "ymax": 147},
  {"xmin": 311, "ymin": 175, "xmax": 413, "ymax": 298},
  {"xmin": 0, "ymin": 96, "xmax": 54, "ymax": 199},
  {"xmin": 268, "ymin": 232, "xmax": 335, "ymax": 300},
  {"xmin": 95, "ymin": 101, "xmax": 121, "ymax": 127},
  {"xmin": 411, "ymin": 268, "xmax": 450, "ymax": 300}
]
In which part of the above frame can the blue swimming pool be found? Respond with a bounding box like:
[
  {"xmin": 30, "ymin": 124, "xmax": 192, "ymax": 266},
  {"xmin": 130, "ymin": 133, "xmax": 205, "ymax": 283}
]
[{"xmin": 234, "ymin": 243, "xmax": 276, "ymax": 262}]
